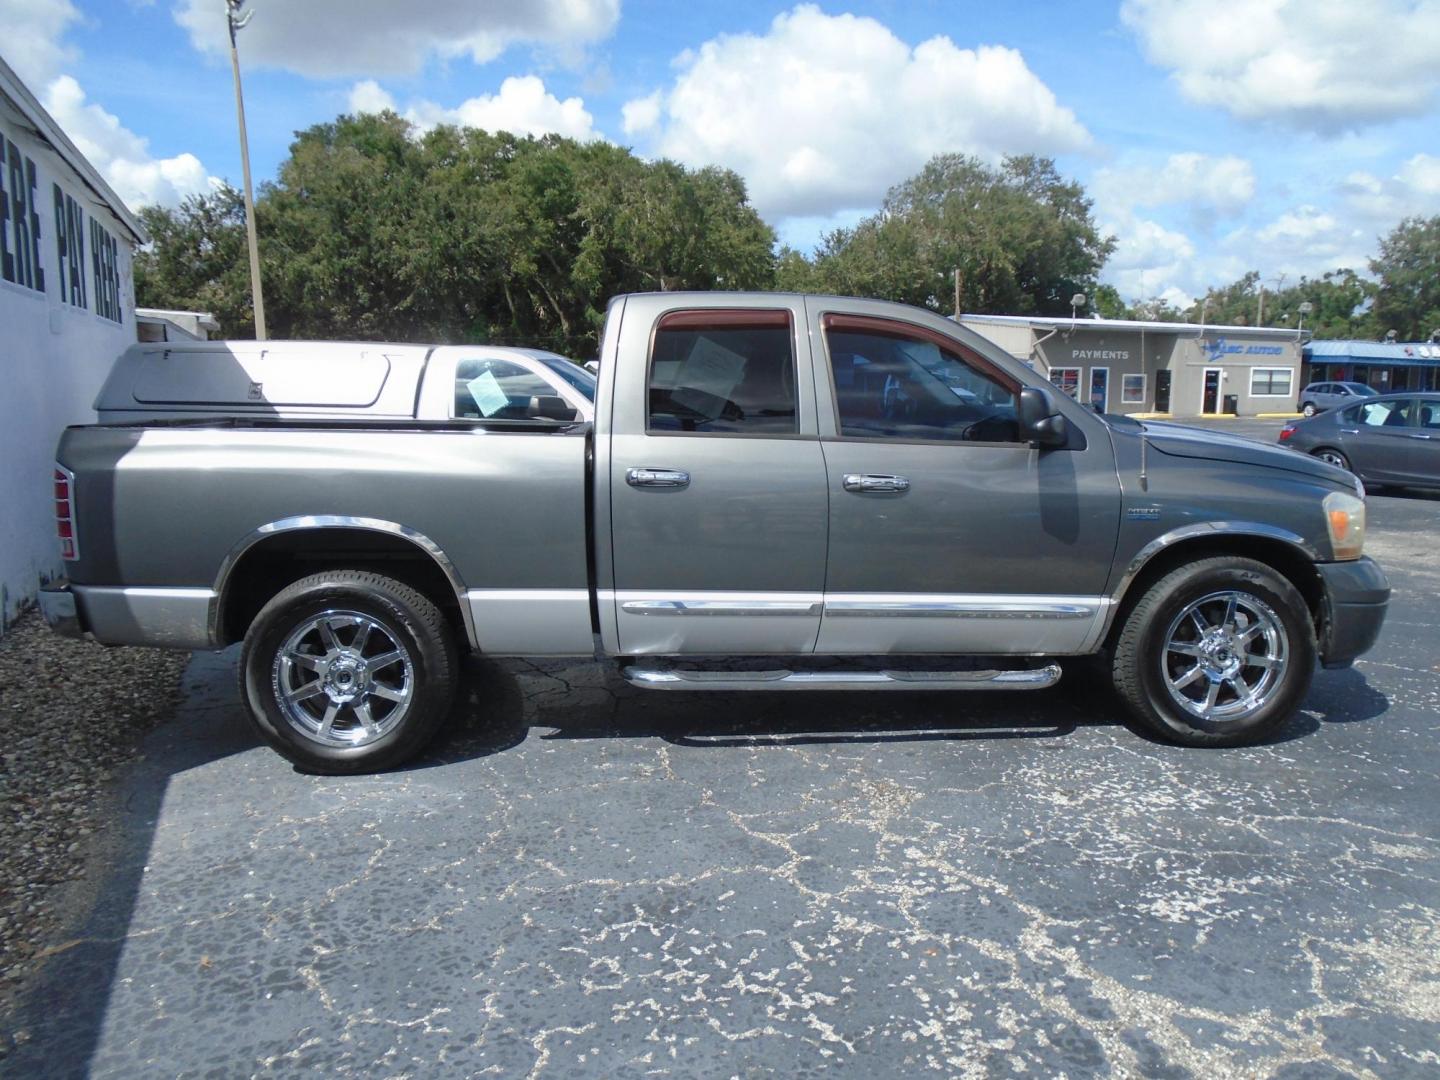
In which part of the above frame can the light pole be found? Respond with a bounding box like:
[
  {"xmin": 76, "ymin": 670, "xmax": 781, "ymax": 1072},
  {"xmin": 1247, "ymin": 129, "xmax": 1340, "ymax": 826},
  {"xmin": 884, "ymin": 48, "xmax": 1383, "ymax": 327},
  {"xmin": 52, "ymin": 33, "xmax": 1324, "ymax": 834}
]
[
  {"xmin": 227, "ymin": 0, "xmax": 267, "ymax": 339},
  {"xmin": 1297, "ymin": 300, "xmax": 1313, "ymax": 337}
]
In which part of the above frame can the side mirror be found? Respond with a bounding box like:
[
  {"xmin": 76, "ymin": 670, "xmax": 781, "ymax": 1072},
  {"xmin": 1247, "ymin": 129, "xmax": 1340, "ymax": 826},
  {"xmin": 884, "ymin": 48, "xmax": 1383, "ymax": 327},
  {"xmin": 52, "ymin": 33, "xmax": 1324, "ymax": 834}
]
[{"xmin": 1018, "ymin": 385, "xmax": 1069, "ymax": 448}]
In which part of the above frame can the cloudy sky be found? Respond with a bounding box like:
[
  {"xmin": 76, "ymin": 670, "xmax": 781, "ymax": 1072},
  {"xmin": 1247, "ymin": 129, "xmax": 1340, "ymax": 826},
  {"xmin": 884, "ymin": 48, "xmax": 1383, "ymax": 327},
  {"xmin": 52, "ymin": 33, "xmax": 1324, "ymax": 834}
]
[{"xmin": 5, "ymin": 0, "xmax": 1439, "ymax": 307}]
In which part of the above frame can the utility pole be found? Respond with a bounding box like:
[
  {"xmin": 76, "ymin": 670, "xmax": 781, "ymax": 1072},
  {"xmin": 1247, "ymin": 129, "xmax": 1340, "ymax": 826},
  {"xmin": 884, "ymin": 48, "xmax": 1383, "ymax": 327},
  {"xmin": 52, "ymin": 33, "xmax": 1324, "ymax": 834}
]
[
  {"xmin": 953, "ymin": 268, "xmax": 962, "ymax": 318},
  {"xmin": 1256, "ymin": 282, "xmax": 1264, "ymax": 327},
  {"xmin": 227, "ymin": 0, "xmax": 267, "ymax": 339}
]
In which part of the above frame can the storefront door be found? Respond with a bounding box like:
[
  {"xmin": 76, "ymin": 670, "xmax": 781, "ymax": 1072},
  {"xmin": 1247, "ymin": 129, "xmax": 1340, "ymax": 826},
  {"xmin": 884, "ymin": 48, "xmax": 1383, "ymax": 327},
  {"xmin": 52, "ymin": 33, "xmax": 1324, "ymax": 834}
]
[{"xmin": 1202, "ymin": 368, "xmax": 1221, "ymax": 413}]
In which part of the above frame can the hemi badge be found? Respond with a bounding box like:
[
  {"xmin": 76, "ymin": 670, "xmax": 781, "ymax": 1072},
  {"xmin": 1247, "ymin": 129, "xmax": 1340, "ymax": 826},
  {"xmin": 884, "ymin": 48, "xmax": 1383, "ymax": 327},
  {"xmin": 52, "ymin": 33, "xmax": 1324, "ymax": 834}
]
[{"xmin": 1127, "ymin": 506, "xmax": 1161, "ymax": 521}]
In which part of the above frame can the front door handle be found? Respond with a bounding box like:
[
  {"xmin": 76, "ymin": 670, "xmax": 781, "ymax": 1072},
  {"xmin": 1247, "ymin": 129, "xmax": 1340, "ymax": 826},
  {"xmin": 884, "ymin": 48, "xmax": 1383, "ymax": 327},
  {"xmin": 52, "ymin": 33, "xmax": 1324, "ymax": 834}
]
[
  {"xmin": 627, "ymin": 467, "xmax": 690, "ymax": 489},
  {"xmin": 843, "ymin": 473, "xmax": 910, "ymax": 494},
  {"xmin": 1406, "ymin": 432, "xmax": 1434, "ymax": 439}
]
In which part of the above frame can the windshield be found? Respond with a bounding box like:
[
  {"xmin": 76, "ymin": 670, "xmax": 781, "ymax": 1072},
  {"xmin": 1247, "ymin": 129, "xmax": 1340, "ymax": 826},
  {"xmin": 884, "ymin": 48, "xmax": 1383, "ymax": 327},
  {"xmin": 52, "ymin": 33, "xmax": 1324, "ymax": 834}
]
[{"xmin": 538, "ymin": 356, "xmax": 597, "ymax": 399}]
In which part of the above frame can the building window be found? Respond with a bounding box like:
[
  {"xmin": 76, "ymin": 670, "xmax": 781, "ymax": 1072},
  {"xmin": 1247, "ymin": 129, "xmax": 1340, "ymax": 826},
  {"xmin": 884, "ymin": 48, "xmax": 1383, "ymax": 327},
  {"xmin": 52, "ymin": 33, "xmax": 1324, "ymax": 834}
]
[
  {"xmin": 648, "ymin": 310, "xmax": 797, "ymax": 434},
  {"xmin": 1049, "ymin": 367, "xmax": 1080, "ymax": 400},
  {"xmin": 1121, "ymin": 373, "xmax": 1146, "ymax": 404},
  {"xmin": 1250, "ymin": 367, "xmax": 1294, "ymax": 397}
]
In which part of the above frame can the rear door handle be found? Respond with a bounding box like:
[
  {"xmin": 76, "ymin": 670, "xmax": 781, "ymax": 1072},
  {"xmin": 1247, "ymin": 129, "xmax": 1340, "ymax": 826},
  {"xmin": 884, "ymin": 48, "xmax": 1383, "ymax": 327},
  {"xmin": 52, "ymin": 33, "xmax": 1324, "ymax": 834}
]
[
  {"xmin": 1406, "ymin": 432, "xmax": 1434, "ymax": 439},
  {"xmin": 843, "ymin": 473, "xmax": 910, "ymax": 493},
  {"xmin": 627, "ymin": 467, "xmax": 690, "ymax": 489}
]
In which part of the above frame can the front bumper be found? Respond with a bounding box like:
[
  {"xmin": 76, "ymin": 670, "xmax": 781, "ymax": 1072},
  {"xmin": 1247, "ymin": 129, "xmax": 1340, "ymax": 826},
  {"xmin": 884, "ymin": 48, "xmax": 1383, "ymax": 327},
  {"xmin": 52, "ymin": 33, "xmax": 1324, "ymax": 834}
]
[
  {"xmin": 38, "ymin": 580, "xmax": 85, "ymax": 639},
  {"xmin": 1317, "ymin": 556, "xmax": 1390, "ymax": 669}
]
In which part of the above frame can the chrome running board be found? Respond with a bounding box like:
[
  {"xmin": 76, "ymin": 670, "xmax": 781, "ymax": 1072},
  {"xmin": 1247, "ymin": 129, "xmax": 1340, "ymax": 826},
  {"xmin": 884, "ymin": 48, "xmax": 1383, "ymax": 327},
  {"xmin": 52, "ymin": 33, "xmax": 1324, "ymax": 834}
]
[{"xmin": 623, "ymin": 664, "xmax": 1062, "ymax": 692}]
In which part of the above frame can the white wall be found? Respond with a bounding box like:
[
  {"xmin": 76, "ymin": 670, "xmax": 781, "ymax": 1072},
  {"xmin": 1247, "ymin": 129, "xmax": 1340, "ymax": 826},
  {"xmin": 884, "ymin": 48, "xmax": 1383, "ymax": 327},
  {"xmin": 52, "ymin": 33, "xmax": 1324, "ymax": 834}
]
[{"xmin": 0, "ymin": 101, "xmax": 137, "ymax": 630}]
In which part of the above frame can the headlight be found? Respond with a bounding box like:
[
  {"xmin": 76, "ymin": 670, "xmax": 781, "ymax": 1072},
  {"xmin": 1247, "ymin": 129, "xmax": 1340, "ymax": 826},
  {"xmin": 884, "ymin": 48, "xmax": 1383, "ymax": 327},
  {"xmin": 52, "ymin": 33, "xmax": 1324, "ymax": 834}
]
[{"xmin": 1323, "ymin": 491, "xmax": 1366, "ymax": 560}]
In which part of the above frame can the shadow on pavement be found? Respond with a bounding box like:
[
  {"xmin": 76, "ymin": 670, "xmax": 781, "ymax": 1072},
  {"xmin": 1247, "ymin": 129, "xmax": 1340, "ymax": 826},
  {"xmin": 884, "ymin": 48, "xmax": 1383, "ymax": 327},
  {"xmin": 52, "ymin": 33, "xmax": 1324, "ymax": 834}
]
[{"xmin": 6, "ymin": 650, "xmax": 260, "ymax": 1077}]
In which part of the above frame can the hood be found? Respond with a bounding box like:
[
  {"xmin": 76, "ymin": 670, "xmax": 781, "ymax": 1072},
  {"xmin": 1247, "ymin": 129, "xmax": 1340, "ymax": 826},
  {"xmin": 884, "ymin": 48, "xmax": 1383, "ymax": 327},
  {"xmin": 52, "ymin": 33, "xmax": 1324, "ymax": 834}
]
[{"xmin": 1137, "ymin": 420, "xmax": 1353, "ymax": 486}]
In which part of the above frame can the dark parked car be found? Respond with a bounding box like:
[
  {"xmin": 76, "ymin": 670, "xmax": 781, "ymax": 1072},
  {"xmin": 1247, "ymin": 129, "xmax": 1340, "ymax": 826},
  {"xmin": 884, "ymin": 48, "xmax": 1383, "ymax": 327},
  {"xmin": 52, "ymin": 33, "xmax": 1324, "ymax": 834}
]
[
  {"xmin": 1281, "ymin": 392, "xmax": 1440, "ymax": 489},
  {"xmin": 1297, "ymin": 381, "xmax": 1377, "ymax": 417}
]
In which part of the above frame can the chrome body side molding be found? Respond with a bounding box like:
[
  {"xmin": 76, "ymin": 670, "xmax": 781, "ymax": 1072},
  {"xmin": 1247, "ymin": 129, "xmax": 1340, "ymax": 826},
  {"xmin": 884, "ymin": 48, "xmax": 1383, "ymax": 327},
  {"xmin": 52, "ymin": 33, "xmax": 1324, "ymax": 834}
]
[
  {"xmin": 621, "ymin": 598, "xmax": 823, "ymax": 617},
  {"xmin": 466, "ymin": 589, "xmax": 594, "ymax": 655},
  {"xmin": 816, "ymin": 594, "xmax": 1109, "ymax": 655},
  {"xmin": 823, "ymin": 595, "xmax": 1100, "ymax": 619},
  {"xmin": 211, "ymin": 515, "xmax": 476, "ymax": 649},
  {"xmin": 624, "ymin": 663, "xmax": 1063, "ymax": 692},
  {"xmin": 604, "ymin": 590, "xmax": 826, "ymax": 655}
]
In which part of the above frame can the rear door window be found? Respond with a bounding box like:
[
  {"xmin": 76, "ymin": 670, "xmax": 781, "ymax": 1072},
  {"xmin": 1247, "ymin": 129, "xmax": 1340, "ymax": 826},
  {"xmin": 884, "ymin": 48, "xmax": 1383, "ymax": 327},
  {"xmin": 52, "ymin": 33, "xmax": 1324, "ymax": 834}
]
[
  {"xmin": 1354, "ymin": 399, "xmax": 1415, "ymax": 427},
  {"xmin": 647, "ymin": 310, "xmax": 797, "ymax": 434}
]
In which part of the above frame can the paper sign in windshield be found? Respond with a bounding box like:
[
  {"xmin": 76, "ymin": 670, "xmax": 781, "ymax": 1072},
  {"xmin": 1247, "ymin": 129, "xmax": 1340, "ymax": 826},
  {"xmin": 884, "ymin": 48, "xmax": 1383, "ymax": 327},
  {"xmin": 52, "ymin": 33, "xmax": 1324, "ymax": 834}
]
[{"xmin": 467, "ymin": 370, "xmax": 511, "ymax": 417}]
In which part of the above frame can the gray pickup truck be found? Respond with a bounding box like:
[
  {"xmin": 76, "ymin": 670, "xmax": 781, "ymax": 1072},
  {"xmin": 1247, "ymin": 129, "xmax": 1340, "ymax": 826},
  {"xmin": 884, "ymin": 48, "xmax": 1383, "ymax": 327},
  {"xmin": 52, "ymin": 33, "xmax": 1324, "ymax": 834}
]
[{"xmin": 41, "ymin": 293, "xmax": 1390, "ymax": 772}]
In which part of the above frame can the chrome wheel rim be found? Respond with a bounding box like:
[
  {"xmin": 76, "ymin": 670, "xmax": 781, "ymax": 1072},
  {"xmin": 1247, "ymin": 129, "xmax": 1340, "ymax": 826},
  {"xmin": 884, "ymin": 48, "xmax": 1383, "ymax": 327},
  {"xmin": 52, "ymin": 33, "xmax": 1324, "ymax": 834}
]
[
  {"xmin": 272, "ymin": 610, "xmax": 414, "ymax": 748},
  {"xmin": 1317, "ymin": 450, "xmax": 1347, "ymax": 469},
  {"xmin": 1161, "ymin": 590, "xmax": 1288, "ymax": 722}
]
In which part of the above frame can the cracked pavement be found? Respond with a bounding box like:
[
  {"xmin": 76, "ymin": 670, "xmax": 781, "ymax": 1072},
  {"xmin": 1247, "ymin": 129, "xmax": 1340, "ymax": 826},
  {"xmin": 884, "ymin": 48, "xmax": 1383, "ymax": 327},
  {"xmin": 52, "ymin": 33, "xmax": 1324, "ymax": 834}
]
[{"xmin": 8, "ymin": 447, "xmax": 1440, "ymax": 1076}]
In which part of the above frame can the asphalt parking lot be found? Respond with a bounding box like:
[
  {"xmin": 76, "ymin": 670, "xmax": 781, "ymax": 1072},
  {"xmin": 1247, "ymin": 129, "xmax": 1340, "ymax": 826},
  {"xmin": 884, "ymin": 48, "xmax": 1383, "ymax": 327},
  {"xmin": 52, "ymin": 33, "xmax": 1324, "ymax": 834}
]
[{"xmin": 9, "ymin": 417, "xmax": 1440, "ymax": 1077}]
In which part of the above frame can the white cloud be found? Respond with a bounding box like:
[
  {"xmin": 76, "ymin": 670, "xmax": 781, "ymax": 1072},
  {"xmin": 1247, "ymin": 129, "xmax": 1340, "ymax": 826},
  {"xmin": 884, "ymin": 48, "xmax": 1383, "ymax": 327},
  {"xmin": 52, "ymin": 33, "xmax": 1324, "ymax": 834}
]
[
  {"xmin": 42, "ymin": 75, "xmax": 215, "ymax": 207},
  {"xmin": 623, "ymin": 4, "xmax": 1091, "ymax": 218},
  {"xmin": 347, "ymin": 79, "xmax": 397, "ymax": 116},
  {"xmin": 175, "ymin": 0, "xmax": 620, "ymax": 78},
  {"xmin": 0, "ymin": 0, "xmax": 80, "ymax": 85},
  {"xmin": 620, "ymin": 91, "xmax": 661, "ymax": 137},
  {"xmin": 1095, "ymin": 153, "xmax": 1257, "ymax": 219},
  {"xmin": 1339, "ymin": 153, "xmax": 1440, "ymax": 228},
  {"xmin": 348, "ymin": 76, "xmax": 596, "ymax": 140},
  {"xmin": 1100, "ymin": 213, "xmax": 1205, "ymax": 304},
  {"xmin": 1121, "ymin": 0, "xmax": 1440, "ymax": 132},
  {"xmin": 1398, "ymin": 153, "xmax": 1440, "ymax": 196},
  {"xmin": 1224, "ymin": 205, "xmax": 1372, "ymax": 278}
]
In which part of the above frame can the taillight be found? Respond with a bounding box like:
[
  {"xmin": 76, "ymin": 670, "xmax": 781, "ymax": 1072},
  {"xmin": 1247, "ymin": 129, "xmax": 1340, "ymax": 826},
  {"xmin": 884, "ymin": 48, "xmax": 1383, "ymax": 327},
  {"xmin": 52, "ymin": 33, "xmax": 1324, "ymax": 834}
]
[
  {"xmin": 1279, "ymin": 426, "xmax": 1295, "ymax": 442},
  {"xmin": 54, "ymin": 467, "xmax": 78, "ymax": 561}
]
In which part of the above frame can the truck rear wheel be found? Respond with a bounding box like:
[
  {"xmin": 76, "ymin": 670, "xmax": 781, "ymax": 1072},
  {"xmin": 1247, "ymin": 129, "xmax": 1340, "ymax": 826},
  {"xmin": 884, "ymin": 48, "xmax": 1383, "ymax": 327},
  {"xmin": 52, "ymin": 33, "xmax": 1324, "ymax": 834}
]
[
  {"xmin": 240, "ymin": 570, "xmax": 458, "ymax": 773},
  {"xmin": 1111, "ymin": 556, "xmax": 1316, "ymax": 747}
]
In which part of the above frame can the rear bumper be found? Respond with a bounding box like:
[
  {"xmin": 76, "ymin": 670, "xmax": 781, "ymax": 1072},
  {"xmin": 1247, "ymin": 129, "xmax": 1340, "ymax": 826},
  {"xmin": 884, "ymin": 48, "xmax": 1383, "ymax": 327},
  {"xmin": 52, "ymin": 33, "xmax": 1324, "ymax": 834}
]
[
  {"xmin": 1317, "ymin": 557, "xmax": 1390, "ymax": 669},
  {"xmin": 38, "ymin": 580, "xmax": 84, "ymax": 639},
  {"xmin": 37, "ymin": 580, "xmax": 216, "ymax": 650}
]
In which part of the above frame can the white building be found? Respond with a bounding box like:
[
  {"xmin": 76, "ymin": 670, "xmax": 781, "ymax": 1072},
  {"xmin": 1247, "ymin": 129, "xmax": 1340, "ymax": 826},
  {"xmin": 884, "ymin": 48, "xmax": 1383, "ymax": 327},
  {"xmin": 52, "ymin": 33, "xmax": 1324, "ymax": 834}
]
[{"xmin": 1, "ymin": 54, "xmax": 146, "ymax": 631}]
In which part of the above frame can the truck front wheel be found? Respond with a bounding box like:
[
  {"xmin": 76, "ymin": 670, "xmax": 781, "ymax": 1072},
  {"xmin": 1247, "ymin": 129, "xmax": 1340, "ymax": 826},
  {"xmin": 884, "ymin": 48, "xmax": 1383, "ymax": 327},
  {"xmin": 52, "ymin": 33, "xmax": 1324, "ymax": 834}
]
[
  {"xmin": 240, "ymin": 570, "xmax": 458, "ymax": 773},
  {"xmin": 1111, "ymin": 557, "xmax": 1316, "ymax": 747}
]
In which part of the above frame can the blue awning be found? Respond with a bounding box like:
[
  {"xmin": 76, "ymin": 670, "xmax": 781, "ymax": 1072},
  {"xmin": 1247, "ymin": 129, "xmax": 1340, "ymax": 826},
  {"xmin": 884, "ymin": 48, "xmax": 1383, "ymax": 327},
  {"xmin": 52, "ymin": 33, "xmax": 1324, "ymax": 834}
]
[{"xmin": 1306, "ymin": 341, "xmax": 1440, "ymax": 367}]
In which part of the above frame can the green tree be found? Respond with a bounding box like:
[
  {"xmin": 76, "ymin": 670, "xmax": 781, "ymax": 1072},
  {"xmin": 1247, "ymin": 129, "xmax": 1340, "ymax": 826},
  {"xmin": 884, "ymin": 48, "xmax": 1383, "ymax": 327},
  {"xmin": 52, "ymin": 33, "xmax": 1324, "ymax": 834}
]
[
  {"xmin": 1190, "ymin": 268, "xmax": 1376, "ymax": 337},
  {"xmin": 799, "ymin": 154, "xmax": 1114, "ymax": 316},
  {"xmin": 1371, "ymin": 215, "xmax": 1440, "ymax": 341},
  {"xmin": 133, "ymin": 111, "xmax": 778, "ymax": 357},
  {"xmin": 133, "ymin": 185, "xmax": 254, "ymax": 337}
]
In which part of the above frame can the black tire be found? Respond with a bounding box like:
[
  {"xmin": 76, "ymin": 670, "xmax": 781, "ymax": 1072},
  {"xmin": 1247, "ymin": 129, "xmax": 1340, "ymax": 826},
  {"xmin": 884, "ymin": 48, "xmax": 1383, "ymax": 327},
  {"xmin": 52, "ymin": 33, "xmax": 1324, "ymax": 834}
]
[
  {"xmin": 240, "ymin": 570, "xmax": 458, "ymax": 773},
  {"xmin": 1312, "ymin": 447, "xmax": 1351, "ymax": 471},
  {"xmin": 1301, "ymin": 402, "xmax": 1318, "ymax": 417},
  {"xmin": 1111, "ymin": 556, "xmax": 1316, "ymax": 747}
]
